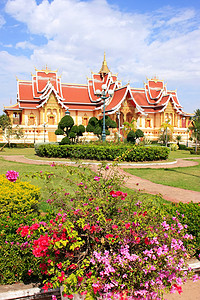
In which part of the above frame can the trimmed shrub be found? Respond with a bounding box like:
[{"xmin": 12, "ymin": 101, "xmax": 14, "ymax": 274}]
[
  {"xmin": 0, "ymin": 175, "xmax": 40, "ymax": 215},
  {"xmin": 0, "ymin": 143, "xmax": 34, "ymax": 148},
  {"xmin": 190, "ymin": 149, "xmax": 200, "ymax": 155},
  {"xmin": 60, "ymin": 136, "xmax": 71, "ymax": 145},
  {"xmin": 178, "ymin": 144, "xmax": 187, "ymax": 150},
  {"xmin": 127, "ymin": 130, "xmax": 136, "ymax": 143},
  {"xmin": 35, "ymin": 144, "xmax": 170, "ymax": 162},
  {"xmin": 170, "ymin": 143, "xmax": 178, "ymax": 151}
]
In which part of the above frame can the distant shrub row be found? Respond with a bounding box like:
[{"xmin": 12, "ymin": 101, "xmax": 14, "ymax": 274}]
[
  {"xmin": 35, "ymin": 144, "xmax": 170, "ymax": 162},
  {"xmin": 0, "ymin": 143, "xmax": 34, "ymax": 148}
]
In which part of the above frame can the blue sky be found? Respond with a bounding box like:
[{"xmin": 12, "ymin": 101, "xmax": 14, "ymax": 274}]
[{"xmin": 0, "ymin": 0, "xmax": 200, "ymax": 113}]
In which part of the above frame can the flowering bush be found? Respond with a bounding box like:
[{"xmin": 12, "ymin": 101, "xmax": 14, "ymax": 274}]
[
  {"xmin": 0, "ymin": 174, "xmax": 40, "ymax": 215},
  {"xmin": 6, "ymin": 170, "xmax": 19, "ymax": 182},
  {"xmin": 17, "ymin": 165, "xmax": 198, "ymax": 300}
]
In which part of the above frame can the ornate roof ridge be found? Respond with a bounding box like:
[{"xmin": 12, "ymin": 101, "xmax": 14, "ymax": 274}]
[{"xmin": 99, "ymin": 52, "xmax": 110, "ymax": 75}]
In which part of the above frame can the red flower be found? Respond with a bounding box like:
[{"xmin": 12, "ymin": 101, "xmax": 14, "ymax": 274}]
[
  {"xmin": 112, "ymin": 225, "xmax": 118, "ymax": 229},
  {"xmin": 144, "ymin": 237, "xmax": 150, "ymax": 245},
  {"xmin": 86, "ymin": 271, "xmax": 92, "ymax": 278},
  {"xmin": 78, "ymin": 276, "xmax": 83, "ymax": 283},
  {"xmin": 57, "ymin": 262, "xmax": 62, "ymax": 269},
  {"xmin": 105, "ymin": 234, "xmax": 114, "ymax": 239},
  {"xmin": 136, "ymin": 237, "xmax": 141, "ymax": 244},
  {"xmin": 125, "ymin": 223, "xmax": 131, "ymax": 229}
]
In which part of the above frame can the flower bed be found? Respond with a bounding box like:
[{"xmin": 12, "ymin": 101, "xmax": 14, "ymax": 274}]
[{"xmin": 1, "ymin": 165, "xmax": 199, "ymax": 299}]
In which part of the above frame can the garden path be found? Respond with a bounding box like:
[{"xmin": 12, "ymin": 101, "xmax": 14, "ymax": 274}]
[{"xmin": 2, "ymin": 155, "xmax": 200, "ymax": 203}]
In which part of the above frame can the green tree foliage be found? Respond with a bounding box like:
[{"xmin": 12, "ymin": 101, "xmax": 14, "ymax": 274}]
[
  {"xmin": 57, "ymin": 115, "xmax": 74, "ymax": 137},
  {"xmin": 0, "ymin": 115, "xmax": 24, "ymax": 147},
  {"xmin": 189, "ymin": 109, "xmax": 200, "ymax": 141},
  {"xmin": 159, "ymin": 120, "xmax": 174, "ymax": 146},
  {"xmin": 0, "ymin": 114, "xmax": 11, "ymax": 131},
  {"xmin": 55, "ymin": 115, "xmax": 85, "ymax": 144},
  {"xmin": 127, "ymin": 130, "xmax": 136, "ymax": 143},
  {"xmin": 86, "ymin": 116, "xmax": 117, "ymax": 140}
]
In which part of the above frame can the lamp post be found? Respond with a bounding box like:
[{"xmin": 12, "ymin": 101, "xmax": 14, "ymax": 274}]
[
  {"xmin": 42, "ymin": 122, "xmax": 47, "ymax": 142},
  {"xmin": 116, "ymin": 111, "xmax": 120, "ymax": 142},
  {"xmin": 95, "ymin": 84, "xmax": 114, "ymax": 142},
  {"xmin": 33, "ymin": 124, "xmax": 36, "ymax": 144},
  {"xmin": 65, "ymin": 109, "xmax": 70, "ymax": 116}
]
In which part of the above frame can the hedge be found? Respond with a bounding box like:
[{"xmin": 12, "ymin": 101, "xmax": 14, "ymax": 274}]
[
  {"xmin": 0, "ymin": 143, "xmax": 34, "ymax": 148},
  {"xmin": 35, "ymin": 144, "xmax": 170, "ymax": 162}
]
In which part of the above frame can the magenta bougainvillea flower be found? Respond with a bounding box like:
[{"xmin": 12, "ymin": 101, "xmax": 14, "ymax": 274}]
[{"xmin": 6, "ymin": 170, "xmax": 19, "ymax": 182}]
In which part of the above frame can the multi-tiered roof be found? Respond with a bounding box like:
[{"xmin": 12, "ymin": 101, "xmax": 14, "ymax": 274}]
[{"xmin": 4, "ymin": 55, "xmax": 189, "ymax": 118}]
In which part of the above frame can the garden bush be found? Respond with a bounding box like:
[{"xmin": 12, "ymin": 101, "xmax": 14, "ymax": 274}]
[
  {"xmin": 0, "ymin": 173, "xmax": 40, "ymax": 215},
  {"xmin": 35, "ymin": 144, "xmax": 170, "ymax": 162},
  {"xmin": 190, "ymin": 149, "xmax": 200, "ymax": 155},
  {"xmin": 0, "ymin": 143, "xmax": 34, "ymax": 148},
  {"xmin": 15, "ymin": 164, "xmax": 198, "ymax": 299},
  {"xmin": 178, "ymin": 144, "xmax": 187, "ymax": 150},
  {"xmin": 164, "ymin": 202, "xmax": 200, "ymax": 257},
  {"xmin": 0, "ymin": 211, "xmax": 56, "ymax": 284}
]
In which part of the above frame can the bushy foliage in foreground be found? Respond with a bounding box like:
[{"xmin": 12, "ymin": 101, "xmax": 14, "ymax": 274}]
[
  {"xmin": 35, "ymin": 144, "xmax": 170, "ymax": 162},
  {"xmin": 13, "ymin": 165, "xmax": 199, "ymax": 299},
  {"xmin": 1, "ymin": 164, "xmax": 199, "ymax": 299},
  {"xmin": 0, "ymin": 174, "xmax": 40, "ymax": 215}
]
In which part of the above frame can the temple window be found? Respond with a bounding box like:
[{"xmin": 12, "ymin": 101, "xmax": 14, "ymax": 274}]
[
  {"xmin": 82, "ymin": 115, "xmax": 88, "ymax": 126},
  {"xmin": 145, "ymin": 118, "xmax": 151, "ymax": 128},
  {"xmin": 28, "ymin": 113, "xmax": 35, "ymax": 126},
  {"xmin": 48, "ymin": 114, "xmax": 55, "ymax": 125},
  {"xmin": 13, "ymin": 113, "xmax": 20, "ymax": 125}
]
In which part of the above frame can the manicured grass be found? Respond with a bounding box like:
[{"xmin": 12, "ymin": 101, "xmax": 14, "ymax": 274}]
[
  {"xmin": 0, "ymin": 156, "xmax": 95, "ymax": 211},
  {"xmin": 124, "ymin": 159, "xmax": 200, "ymax": 192}
]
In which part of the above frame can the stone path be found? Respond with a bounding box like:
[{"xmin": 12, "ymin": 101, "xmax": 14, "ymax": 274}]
[{"xmin": 1, "ymin": 155, "xmax": 200, "ymax": 203}]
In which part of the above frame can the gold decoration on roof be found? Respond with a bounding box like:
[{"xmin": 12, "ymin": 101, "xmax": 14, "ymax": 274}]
[{"xmin": 99, "ymin": 52, "xmax": 110, "ymax": 75}]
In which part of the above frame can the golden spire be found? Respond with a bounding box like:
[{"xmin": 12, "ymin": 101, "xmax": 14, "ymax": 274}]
[{"xmin": 99, "ymin": 51, "xmax": 110, "ymax": 75}]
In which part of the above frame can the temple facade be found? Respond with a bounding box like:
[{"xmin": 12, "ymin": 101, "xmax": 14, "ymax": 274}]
[{"xmin": 3, "ymin": 55, "xmax": 192, "ymax": 143}]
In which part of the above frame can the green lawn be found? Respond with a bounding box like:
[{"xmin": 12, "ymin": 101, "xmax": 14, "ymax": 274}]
[{"xmin": 124, "ymin": 159, "xmax": 200, "ymax": 192}]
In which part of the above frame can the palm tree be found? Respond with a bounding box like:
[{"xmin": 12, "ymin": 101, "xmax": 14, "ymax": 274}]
[
  {"xmin": 160, "ymin": 120, "xmax": 174, "ymax": 146},
  {"xmin": 122, "ymin": 119, "xmax": 136, "ymax": 138},
  {"xmin": 189, "ymin": 109, "xmax": 200, "ymax": 153}
]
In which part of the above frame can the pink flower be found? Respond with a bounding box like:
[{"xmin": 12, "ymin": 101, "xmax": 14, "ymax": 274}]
[
  {"xmin": 50, "ymin": 162, "xmax": 56, "ymax": 167},
  {"xmin": 94, "ymin": 176, "xmax": 100, "ymax": 181},
  {"xmin": 6, "ymin": 170, "xmax": 19, "ymax": 182},
  {"xmin": 95, "ymin": 206, "xmax": 99, "ymax": 211},
  {"xmin": 28, "ymin": 269, "xmax": 33, "ymax": 276},
  {"xmin": 105, "ymin": 165, "xmax": 109, "ymax": 170}
]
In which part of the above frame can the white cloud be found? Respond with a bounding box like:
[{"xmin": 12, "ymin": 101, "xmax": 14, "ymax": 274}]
[
  {"xmin": 1, "ymin": 0, "xmax": 200, "ymax": 113},
  {"xmin": 16, "ymin": 41, "xmax": 37, "ymax": 50},
  {"xmin": 0, "ymin": 15, "xmax": 5, "ymax": 27}
]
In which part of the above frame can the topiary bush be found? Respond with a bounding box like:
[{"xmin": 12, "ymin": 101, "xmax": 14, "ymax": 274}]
[
  {"xmin": 0, "ymin": 174, "xmax": 40, "ymax": 215},
  {"xmin": 60, "ymin": 136, "xmax": 71, "ymax": 145}
]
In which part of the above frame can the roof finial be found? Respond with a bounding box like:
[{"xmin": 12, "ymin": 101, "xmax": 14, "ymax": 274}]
[{"xmin": 99, "ymin": 51, "xmax": 110, "ymax": 75}]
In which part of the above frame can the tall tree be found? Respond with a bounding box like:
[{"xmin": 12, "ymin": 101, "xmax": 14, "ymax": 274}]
[
  {"xmin": 160, "ymin": 120, "xmax": 174, "ymax": 146},
  {"xmin": 189, "ymin": 109, "xmax": 200, "ymax": 153},
  {"xmin": 86, "ymin": 116, "xmax": 117, "ymax": 140}
]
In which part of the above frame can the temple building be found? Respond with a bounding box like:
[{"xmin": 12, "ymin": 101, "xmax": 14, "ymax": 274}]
[{"xmin": 3, "ymin": 54, "xmax": 192, "ymax": 143}]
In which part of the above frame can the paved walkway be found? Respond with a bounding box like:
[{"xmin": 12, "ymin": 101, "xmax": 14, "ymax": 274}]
[{"xmin": 1, "ymin": 155, "xmax": 200, "ymax": 203}]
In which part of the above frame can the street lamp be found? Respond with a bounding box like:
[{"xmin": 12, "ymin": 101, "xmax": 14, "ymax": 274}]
[
  {"xmin": 95, "ymin": 84, "xmax": 114, "ymax": 142},
  {"xmin": 116, "ymin": 111, "xmax": 120, "ymax": 142},
  {"xmin": 33, "ymin": 124, "xmax": 36, "ymax": 144},
  {"xmin": 65, "ymin": 109, "xmax": 70, "ymax": 116},
  {"xmin": 42, "ymin": 122, "xmax": 47, "ymax": 142}
]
